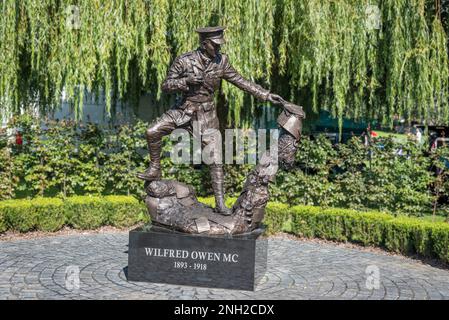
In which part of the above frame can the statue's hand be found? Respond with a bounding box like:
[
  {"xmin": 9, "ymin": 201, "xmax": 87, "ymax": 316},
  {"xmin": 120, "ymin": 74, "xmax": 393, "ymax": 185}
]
[
  {"xmin": 185, "ymin": 74, "xmax": 204, "ymax": 85},
  {"xmin": 267, "ymin": 93, "xmax": 284, "ymax": 105}
]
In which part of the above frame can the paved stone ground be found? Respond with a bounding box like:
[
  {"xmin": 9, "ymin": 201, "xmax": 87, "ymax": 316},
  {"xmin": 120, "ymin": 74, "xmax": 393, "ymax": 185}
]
[{"xmin": 1, "ymin": 232, "xmax": 449, "ymax": 300}]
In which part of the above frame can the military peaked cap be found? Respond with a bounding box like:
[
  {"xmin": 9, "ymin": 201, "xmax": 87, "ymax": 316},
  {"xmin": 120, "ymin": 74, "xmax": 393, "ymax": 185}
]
[{"xmin": 196, "ymin": 26, "xmax": 226, "ymax": 44}]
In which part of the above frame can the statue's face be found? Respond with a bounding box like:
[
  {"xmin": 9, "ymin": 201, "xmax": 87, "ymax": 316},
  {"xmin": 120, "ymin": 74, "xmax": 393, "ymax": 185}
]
[{"xmin": 202, "ymin": 39, "xmax": 221, "ymax": 58}]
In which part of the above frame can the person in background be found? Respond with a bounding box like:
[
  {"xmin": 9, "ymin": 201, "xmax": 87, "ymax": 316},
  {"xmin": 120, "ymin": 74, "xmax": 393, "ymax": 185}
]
[
  {"xmin": 15, "ymin": 131, "xmax": 23, "ymax": 146},
  {"xmin": 363, "ymin": 124, "xmax": 377, "ymax": 146},
  {"xmin": 367, "ymin": 123, "xmax": 378, "ymax": 138},
  {"xmin": 415, "ymin": 126, "xmax": 423, "ymax": 144},
  {"xmin": 430, "ymin": 132, "xmax": 438, "ymax": 152},
  {"xmin": 440, "ymin": 131, "xmax": 446, "ymax": 148}
]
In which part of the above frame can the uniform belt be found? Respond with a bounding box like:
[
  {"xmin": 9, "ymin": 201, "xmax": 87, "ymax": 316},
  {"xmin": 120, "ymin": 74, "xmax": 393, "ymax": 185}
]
[{"xmin": 185, "ymin": 95, "xmax": 214, "ymax": 103}]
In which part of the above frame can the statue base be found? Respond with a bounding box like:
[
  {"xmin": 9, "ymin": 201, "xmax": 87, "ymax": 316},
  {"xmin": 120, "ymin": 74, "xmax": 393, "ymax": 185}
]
[{"xmin": 127, "ymin": 224, "xmax": 268, "ymax": 291}]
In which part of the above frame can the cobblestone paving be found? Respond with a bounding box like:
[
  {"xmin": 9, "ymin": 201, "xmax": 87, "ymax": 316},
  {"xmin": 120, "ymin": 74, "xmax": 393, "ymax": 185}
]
[{"xmin": 1, "ymin": 233, "xmax": 449, "ymax": 300}]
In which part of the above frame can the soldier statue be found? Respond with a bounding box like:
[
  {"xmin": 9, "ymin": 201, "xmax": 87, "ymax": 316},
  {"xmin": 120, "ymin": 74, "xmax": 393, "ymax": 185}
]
[{"xmin": 137, "ymin": 26, "xmax": 284, "ymax": 215}]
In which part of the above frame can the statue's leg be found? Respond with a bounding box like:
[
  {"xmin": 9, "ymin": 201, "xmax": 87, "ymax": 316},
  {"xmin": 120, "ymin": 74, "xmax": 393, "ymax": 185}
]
[
  {"xmin": 209, "ymin": 164, "xmax": 231, "ymax": 215},
  {"xmin": 200, "ymin": 111, "xmax": 231, "ymax": 215},
  {"xmin": 137, "ymin": 114, "xmax": 177, "ymax": 181}
]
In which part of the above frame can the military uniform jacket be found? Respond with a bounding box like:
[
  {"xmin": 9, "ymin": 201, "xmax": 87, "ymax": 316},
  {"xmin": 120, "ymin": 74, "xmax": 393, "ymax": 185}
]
[{"xmin": 160, "ymin": 49, "xmax": 270, "ymax": 131}]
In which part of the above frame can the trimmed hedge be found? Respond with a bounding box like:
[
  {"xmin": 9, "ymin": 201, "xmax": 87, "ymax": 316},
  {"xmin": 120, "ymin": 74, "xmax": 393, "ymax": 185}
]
[
  {"xmin": 290, "ymin": 206, "xmax": 449, "ymax": 263},
  {"xmin": 1, "ymin": 195, "xmax": 448, "ymax": 264},
  {"xmin": 196, "ymin": 200, "xmax": 449, "ymax": 263},
  {"xmin": 0, "ymin": 198, "xmax": 65, "ymax": 232},
  {"xmin": 105, "ymin": 195, "xmax": 149, "ymax": 227},
  {"xmin": 264, "ymin": 202, "xmax": 290, "ymax": 234},
  {"xmin": 0, "ymin": 196, "xmax": 147, "ymax": 232},
  {"xmin": 65, "ymin": 196, "xmax": 108, "ymax": 229}
]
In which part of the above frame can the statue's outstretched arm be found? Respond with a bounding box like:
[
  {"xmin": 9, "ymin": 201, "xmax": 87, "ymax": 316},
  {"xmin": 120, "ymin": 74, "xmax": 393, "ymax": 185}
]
[
  {"xmin": 222, "ymin": 55, "xmax": 283, "ymax": 105},
  {"xmin": 222, "ymin": 58, "xmax": 269, "ymax": 101}
]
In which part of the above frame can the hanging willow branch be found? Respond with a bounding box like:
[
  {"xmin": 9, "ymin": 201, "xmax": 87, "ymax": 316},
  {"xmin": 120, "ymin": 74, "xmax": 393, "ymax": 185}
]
[{"xmin": 0, "ymin": 0, "xmax": 448, "ymax": 128}]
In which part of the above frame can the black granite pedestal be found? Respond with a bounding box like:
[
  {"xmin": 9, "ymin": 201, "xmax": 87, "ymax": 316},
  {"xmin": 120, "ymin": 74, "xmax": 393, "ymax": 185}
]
[{"xmin": 127, "ymin": 225, "xmax": 268, "ymax": 291}]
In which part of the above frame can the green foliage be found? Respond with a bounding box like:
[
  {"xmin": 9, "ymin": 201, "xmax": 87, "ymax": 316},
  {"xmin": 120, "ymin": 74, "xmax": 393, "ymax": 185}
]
[
  {"xmin": 0, "ymin": 195, "xmax": 146, "ymax": 232},
  {"xmin": 263, "ymin": 202, "xmax": 290, "ymax": 234},
  {"xmin": 197, "ymin": 196, "xmax": 215, "ymax": 207},
  {"xmin": 430, "ymin": 147, "xmax": 449, "ymax": 218},
  {"xmin": 105, "ymin": 195, "xmax": 148, "ymax": 227},
  {"xmin": 269, "ymin": 135, "xmax": 439, "ymax": 216},
  {"xmin": 2, "ymin": 115, "xmax": 447, "ymax": 216},
  {"xmin": 0, "ymin": 197, "xmax": 64, "ymax": 232},
  {"xmin": 35, "ymin": 121, "xmax": 80, "ymax": 197},
  {"xmin": 290, "ymin": 206, "xmax": 390, "ymax": 245},
  {"xmin": 290, "ymin": 205, "xmax": 449, "ymax": 263},
  {"xmin": 196, "ymin": 196, "xmax": 237, "ymax": 208},
  {"xmin": 33, "ymin": 198, "xmax": 66, "ymax": 232},
  {"xmin": 101, "ymin": 122, "xmax": 148, "ymax": 197},
  {"xmin": 0, "ymin": 206, "xmax": 5, "ymax": 233},
  {"xmin": 0, "ymin": 199, "xmax": 36, "ymax": 232},
  {"xmin": 73, "ymin": 124, "xmax": 106, "ymax": 195},
  {"xmin": 3, "ymin": 117, "xmax": 152, "ymax": 198},
  {"xmin": 65, "ymin": 196, "xmax": 111, "ymax": 229},
  {"xmin": 0, "ymin": 1, "xmax": 448, "ymax": 128},
  {"xmin": 0, "ymin": 148, "xmax": 17, "ymax": 200},
  {"xmin": 278, "ymin": 0, "xmax": 449, "ymax": 127}
]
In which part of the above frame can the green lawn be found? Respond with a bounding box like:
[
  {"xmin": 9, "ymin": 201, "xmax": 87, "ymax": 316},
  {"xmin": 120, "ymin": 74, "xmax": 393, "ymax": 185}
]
[
  {"xmin": 418, "ymin": 214, "xmax": 447, "ymax": 223},
  {"xmin": 374, "ymin": 130, "xmax": 408, "ymax": 143}
]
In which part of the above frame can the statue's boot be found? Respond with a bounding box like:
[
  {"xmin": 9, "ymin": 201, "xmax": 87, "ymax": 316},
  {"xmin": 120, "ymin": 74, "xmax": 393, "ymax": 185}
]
[
  {"xmin": 210, "ymin": 165, "xmax": 232, "ymax": 215},
  {"xmin": 137, "ymin": 140, "xmax": 162, "ymax": 181}
]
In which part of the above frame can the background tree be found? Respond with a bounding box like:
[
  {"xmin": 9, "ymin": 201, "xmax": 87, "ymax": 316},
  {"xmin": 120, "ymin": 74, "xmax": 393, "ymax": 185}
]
[{"xmin": 0, "ymin": 0, "xmax": 448, "ymax": 129}]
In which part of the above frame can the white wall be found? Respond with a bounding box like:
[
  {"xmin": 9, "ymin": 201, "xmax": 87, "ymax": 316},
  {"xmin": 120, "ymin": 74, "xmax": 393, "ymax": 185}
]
[{"xmin": 2, "ymin": 89, "xmax": 276, "ymax": 129}]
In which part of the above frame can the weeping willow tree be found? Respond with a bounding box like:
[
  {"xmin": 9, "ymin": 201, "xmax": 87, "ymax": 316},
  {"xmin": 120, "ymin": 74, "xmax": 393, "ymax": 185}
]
[{"xmin": 0, "ymin": 0, "xmax": 448, "ymax": 128}]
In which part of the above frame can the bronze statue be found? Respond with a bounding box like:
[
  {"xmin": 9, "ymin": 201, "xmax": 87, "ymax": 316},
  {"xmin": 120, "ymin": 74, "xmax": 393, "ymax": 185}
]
[
  {"xmin": 137, "ymin": 26, "xmax": 284, "ymax": 215},
  {"xmin": 138, "ymin": 26, "xmax": 305, "ymax": 234}
]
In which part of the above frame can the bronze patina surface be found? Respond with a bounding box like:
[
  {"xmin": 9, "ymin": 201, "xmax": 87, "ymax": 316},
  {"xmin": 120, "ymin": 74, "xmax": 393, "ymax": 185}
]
[{"xmin": 138, "ymin": 26, "xmax": 305, "ymax": 234}]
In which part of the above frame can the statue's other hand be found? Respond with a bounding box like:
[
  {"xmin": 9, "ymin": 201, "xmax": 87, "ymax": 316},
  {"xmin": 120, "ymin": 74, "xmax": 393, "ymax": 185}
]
[{"xmin": 267, "ymin": 93, "xmax": 284, "ymax": 105}]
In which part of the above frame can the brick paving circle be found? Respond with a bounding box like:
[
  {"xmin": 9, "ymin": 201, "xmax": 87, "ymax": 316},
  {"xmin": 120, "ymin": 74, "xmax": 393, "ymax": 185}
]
[{"xmin": 1, "ymin": 232, "xmax": 449, "ymax": 300}]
